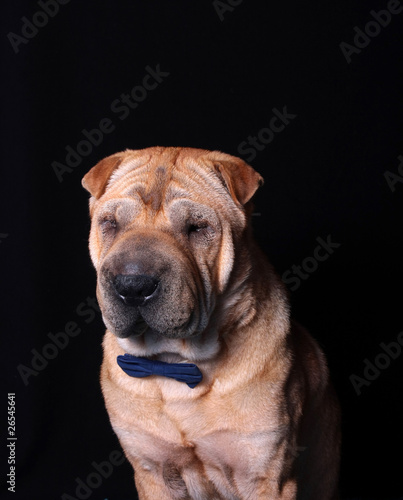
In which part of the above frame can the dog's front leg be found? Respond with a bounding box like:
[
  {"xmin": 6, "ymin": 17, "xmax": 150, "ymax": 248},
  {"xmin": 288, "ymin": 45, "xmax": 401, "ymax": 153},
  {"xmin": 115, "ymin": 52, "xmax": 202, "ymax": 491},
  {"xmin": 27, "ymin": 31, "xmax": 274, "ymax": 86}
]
[
  {"xmin": 255, "ymin": 477, "xmax": 297, "ymax": 500},
  {"xmin": 134, "ymin": 470, "xmax": 180, "ymax": 500},
  {"xmin": 134, "ymin": 466, "xmax": 190, "ymax": 500},
  {"xmin": 253, "ymin": 446, "xmax": 298, "ymax": 500}
]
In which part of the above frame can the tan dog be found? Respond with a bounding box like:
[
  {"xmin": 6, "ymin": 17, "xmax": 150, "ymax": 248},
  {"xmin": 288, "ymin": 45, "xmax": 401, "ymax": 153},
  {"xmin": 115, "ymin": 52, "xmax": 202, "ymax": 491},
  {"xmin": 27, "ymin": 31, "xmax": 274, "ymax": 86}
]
[{"xmin": 82, "ymin": 147, "xmax": 340, "ymax": 500}]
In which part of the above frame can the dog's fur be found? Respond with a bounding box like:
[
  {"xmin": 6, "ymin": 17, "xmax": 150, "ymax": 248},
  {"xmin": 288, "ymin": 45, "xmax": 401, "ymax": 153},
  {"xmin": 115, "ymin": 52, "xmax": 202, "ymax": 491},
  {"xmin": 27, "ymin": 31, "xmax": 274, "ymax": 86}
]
[{"xmin": 82, "ymin": 147, "xmax": 341, "ymax": 499}]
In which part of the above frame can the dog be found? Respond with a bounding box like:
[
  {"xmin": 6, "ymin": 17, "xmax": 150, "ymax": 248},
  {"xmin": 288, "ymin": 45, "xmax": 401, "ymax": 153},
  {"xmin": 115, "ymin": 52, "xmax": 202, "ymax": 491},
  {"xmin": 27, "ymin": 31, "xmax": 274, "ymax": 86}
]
[{"xmin": 82, "ymin": 147, "xmax": 341, "ymax": 499}]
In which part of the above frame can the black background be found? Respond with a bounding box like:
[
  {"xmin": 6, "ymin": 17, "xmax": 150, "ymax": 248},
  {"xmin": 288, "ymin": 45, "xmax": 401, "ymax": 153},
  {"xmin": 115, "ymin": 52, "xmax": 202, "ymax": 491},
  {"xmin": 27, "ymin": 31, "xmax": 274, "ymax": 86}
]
[{"xmin": 1, "ymin": 1, "xmax": 403, "ymax": 499}]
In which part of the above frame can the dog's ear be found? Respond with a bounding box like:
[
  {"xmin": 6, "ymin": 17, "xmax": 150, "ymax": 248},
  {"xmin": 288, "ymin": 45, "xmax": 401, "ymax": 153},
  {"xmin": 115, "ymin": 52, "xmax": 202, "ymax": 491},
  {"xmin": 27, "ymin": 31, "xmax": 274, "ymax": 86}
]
[
  {"xmin": 213, "ymin": 157, "xmax": 264, "ymax": 206},
  {"xmin": 82, "ymin": 153, "xmax": 124, "ymax": 199}
]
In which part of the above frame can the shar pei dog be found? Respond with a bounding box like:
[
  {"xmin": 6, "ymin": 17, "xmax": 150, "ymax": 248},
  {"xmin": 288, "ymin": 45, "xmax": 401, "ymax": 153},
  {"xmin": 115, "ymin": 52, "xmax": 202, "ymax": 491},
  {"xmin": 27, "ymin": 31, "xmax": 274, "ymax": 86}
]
[{"xmin": 82, "ymin": 146, "xmax": 340, "ymax": 500}]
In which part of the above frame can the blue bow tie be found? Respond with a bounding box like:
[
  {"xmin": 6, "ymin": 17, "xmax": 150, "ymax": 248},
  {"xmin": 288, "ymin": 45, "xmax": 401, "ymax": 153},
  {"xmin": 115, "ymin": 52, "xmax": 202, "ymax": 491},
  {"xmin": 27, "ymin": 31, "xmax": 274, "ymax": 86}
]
[{"xmin": 117, "ymin": 354, "xmax": 203, "ymax": 388}]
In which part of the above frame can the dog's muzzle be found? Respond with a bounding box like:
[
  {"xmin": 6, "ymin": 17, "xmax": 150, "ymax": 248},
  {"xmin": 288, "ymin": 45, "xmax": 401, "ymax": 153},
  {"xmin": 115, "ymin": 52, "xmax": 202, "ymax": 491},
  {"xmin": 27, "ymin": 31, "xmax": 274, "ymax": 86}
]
[{"xmin": 98, "ymin": 232, "xmax": 210, "ymax": 339}]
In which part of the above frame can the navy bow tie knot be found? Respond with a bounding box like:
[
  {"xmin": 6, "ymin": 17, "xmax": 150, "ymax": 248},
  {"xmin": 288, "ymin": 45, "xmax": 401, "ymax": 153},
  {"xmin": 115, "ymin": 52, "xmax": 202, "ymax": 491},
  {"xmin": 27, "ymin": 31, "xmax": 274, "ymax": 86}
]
[{"xmin": 117, "ymin": 354, "xmax": 203, "ymax": 388}]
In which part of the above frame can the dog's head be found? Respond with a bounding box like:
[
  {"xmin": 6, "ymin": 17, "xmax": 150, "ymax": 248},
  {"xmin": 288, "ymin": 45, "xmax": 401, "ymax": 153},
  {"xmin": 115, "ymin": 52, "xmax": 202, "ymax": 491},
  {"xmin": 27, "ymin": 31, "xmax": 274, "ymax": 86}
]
[{"xmin": 82, "ymin": 147, "xmax": 263, "ymax": 346}]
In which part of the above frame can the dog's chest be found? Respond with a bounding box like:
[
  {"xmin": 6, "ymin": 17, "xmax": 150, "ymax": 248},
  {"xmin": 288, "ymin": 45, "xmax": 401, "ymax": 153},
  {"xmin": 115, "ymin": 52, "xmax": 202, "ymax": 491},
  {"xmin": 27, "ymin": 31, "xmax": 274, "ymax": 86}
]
[{"xmin": 112, "ymin": 397, "xmax": 280, "ymax": 499}]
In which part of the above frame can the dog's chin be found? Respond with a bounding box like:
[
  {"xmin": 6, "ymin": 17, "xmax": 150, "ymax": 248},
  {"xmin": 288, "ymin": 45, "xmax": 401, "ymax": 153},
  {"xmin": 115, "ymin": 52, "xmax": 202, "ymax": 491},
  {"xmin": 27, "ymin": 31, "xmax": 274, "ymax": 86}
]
[
  {"xmin": 130, "ymin": 317, "xmax": 150, "ymax": 336},
  {"xmin": 108, "ymin": 317, "xmax": 150, "ymax": 339},
  {"xmin": 110, "ymin": 315, "xmax": 201, "ymax": 340}
]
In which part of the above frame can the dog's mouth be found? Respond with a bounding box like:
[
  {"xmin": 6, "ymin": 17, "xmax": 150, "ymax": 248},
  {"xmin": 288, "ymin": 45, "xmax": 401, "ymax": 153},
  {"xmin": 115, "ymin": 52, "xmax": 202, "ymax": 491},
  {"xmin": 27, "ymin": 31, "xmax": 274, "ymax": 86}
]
[
  {"xmin": 125, "ymin": 311, "xmax": 200, "ymax": 340},
  {"xmin": 131, "ymin": 315, "xmax": 150, "ymax": 336}
]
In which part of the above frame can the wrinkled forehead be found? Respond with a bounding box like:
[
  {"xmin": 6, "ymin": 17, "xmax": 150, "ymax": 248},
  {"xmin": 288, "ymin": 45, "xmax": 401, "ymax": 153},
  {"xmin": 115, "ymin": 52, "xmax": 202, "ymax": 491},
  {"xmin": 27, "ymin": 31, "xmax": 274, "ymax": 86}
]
[{"xmin": 102, "ymin": 152, "xmax": 230, "ymax": 208}]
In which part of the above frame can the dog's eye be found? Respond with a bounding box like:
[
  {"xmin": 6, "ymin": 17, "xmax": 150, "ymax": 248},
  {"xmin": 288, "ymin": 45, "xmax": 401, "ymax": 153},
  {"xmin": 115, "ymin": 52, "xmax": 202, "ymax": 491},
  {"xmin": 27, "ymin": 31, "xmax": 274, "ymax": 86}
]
[
  {"xmin": 186, "ymin": 222, "xmax": 215, "ymax": 243},
  {"xmin": 188, "ymin": 223, "xmax": 208, "ymax": 235},
  {"xmin": 100, "ymin": 218, "xmax": 117, "ymax": 235}
]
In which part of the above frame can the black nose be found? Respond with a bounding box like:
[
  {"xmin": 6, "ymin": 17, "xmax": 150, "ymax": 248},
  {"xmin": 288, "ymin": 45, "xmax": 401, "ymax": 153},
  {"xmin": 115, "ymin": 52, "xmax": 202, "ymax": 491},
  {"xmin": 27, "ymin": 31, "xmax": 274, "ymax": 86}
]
[{"xmin": 114, "ymin": 274, "xmax": 159, "ymax": 306}]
